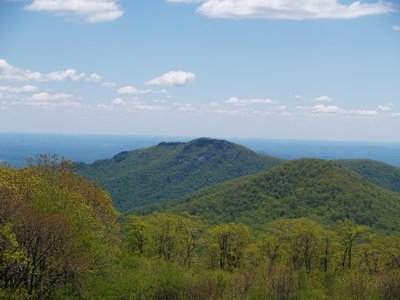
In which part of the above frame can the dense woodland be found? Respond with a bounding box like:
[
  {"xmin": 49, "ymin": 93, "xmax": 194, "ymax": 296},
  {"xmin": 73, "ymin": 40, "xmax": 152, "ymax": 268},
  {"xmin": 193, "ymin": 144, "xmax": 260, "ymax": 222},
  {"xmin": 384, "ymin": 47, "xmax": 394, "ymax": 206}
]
[
  {"xmin": 2, "ymin": 150, "xmax": 400, "ymax": 299},
  {"xmin": 141, "ymin": 159, "xmax": 400, "ymax": 233},
  {"xmin": 75, "ymin": 138, "xmax": 283, "ymax": 211}
]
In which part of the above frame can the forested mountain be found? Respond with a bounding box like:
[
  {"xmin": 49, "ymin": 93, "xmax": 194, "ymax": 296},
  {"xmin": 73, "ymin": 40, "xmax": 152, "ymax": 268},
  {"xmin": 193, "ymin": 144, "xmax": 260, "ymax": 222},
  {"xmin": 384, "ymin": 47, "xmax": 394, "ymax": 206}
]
[
  {"xmin": 2, "ymin": 156, "xmax": 400, "ymax": 299},
  {"xmin": 336, "ymin": 159, "xmax": 400, "ymax": 193},
  {"xmin": 75, "ymin": 138, "xmax": 284, "ymax": 211},
  {"xmin": 141, "ymin": 159, "xmax": 400, "ymax": 232}
]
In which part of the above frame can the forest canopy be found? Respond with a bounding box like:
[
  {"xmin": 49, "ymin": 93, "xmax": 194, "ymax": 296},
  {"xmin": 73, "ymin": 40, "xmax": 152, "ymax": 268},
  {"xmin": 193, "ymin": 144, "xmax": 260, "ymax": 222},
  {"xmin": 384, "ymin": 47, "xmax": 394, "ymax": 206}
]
[{"xmin": 1, "ymin": 156, "xmax": 400, "ymax": 299}]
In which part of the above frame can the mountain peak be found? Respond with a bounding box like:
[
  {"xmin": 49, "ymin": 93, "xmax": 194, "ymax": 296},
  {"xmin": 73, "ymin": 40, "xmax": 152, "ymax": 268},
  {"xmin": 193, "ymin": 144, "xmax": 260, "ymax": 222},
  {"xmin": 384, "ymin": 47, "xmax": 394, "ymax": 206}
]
[
  {"xmin": 185, "ymin": 137, "xmax": 236, "ymax": 150},
  {"xmin": 76, "ymin": 138, "xmax": 283, "ymax": 211},
  {"xmin": 158, "ymin": 142, "xmax": 184, "ymax": 147}
]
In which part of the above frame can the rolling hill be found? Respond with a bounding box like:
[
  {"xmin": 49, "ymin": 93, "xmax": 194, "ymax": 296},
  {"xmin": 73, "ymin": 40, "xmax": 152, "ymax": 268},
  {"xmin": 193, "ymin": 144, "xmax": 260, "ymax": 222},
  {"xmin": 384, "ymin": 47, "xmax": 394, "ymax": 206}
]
[
  {"xmin": 141, "ymin": 159, "xmax": 400, "ymax": 232},
  {"xmin": 336, "ymin": 159, "xmax": 400, "ymax": 193},
  {"xmin": 75, "ymin": 138, "xmax": 284, "ymax": 211}
]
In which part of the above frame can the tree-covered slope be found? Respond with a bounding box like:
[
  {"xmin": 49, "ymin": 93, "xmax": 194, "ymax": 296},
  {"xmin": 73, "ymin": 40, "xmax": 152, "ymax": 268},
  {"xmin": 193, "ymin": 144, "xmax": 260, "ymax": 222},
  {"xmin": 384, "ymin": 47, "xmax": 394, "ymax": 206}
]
[
  {"xmin": 0, "ymin": 156, "xmax": 119, "ymax": 299},
  {"xmin": 145, "ymin": 159, "xmax": 400, "ymax": 232},
  {"xmin": 336, "ymin": 159, "xmax": 400, "ymax": 193},
  {"xmin": 75, "ymin": 138, "xmax": 284, "ymax": 211}
]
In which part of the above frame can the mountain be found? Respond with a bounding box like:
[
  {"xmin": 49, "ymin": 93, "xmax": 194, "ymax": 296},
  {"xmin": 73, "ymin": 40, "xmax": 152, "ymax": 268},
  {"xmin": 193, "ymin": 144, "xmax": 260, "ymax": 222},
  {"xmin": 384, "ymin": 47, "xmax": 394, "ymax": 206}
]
[
  {"xmin": 75, "ymin": 138, "xmax": 284, "ymax": 211},
  {"xmin": 142, "ymin": 159, "xmax": 400, "ymax": 232},
  {"xmin": 336, "ymin": 159, "xmax": 400, "ymax": 193}
]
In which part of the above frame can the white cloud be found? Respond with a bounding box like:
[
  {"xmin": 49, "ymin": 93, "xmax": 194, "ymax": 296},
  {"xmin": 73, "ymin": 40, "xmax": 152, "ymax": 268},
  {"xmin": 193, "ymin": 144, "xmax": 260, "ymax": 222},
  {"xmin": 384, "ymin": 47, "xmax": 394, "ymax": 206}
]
[
  {"xmin": 393, "ymin": 25, "xmax": 400, "ymax": 31},
  {"xmin": 208, "ymin": 96, "xmax": 283, "ymax": 116},
  {"xmin": 86, "ymin": 73, "xmax": 102, "ymax": 82},
  {"xmin": 250, "ymin": 109, "xmax": 272, "ymax": 116},
  {"xmin": 0, "ymin": 59, "xmax": 43, "ymax": 82},
  {"xmin": 293, "ymin": 103, "xmax": 393, "ymax": 117},
  {"xmin": 46, "ymin": 69, "xmax": 85, "ymax": 81},
  {"xmin": 293, "ymin": 95, "xmax": 305, "ymax": 100},
  {"xmin": 0, "ymin": 85, "xmax": 38, "ymax": 93},
  {"xmin": 13, "ymin": 92, "xmax": 81, "ymax": 108},
  {"xmin": 377, "ymin": 104, "xmax": 393, "ymax": 112},
  {"xmin": 173, "ymin": 102, "xmax": 198, "ymax": 112},
  {"xmin": 312, "ymin": 104, "xmax": 345, "ymax": 114},
  {"xmin": 191, "ymin": 0, "xmax": 394, "ymax": 20},
  {"xmin": 314, "ymin": 95, "xmax": 333, "ymax": 102},
  {"xmin": 25, "ymin": 0, "xmax": 123, "ymax": 23},
  {"xmin": 96, "ymin": 98, "xmax": 167, "ymax": 111},
  {"xmin": 224, "ymin": 97, "xmax": 278, "ymax": 106},
  {"xmin": 117, "ymin": 86, "xmax": 152, "ymax": 95},
  {"xmin": 132, "ymin": 101, "xmax": 166, "ymax": 111},
  {"xmin": 349, "ymin": 109, "xmax": 379, "ymax": 116},
  {"xmin": 31, "ymin": 92, "xmax": 73, "ymax": 102},
  {"xmin": 209, "ymin": 101, "xmax": 222, "ymax": 108},
  {"xmin": 167, "ymin": 0, "xmax": 200, "ymax": 3},
  {"xmin": 146, "ymin": 71, "xmax": 196, "ymax": 86},
  {"xmin": 0, "ymin": 58, "xmax": 86, "ymax": 82},
  {"xmin": 111, "ymin": 98, "xmax": 127, "ymax": 106},
  {"xmin": 102, "ymin": 81, "xmax": 117, "ymax": 88},
  {"xmin": 167, "ymin": 0, "xmax": 395, "ymax": 20}
]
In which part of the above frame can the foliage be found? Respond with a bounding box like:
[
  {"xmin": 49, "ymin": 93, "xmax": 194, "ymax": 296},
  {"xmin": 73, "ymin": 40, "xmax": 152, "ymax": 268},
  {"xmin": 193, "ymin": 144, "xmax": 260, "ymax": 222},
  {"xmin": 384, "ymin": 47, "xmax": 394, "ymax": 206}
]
[
  {"xmin": 108, "ymin": 215, "xmax": 400, "ymax": 300},
  {"xmin": 125, "ymin": 213, "xmax": 205, "ymax": 266},
  {"xmin": 337, "ymin": 159, "xmax": 400, "ymax": 193},
  {"xmin": 0, "ymin": 155, "xmax": 119, "ymax": 299},
  {"xmin": 144, "ymin": 159, "xmax": 400, "ymax": 232},
  {"xmin": 2, "ymin": 154, "xmax": 400, "ymax": 299},
  {"xmin": 75, "ymin": 138, "xmax": 284, "ymax": 211}
]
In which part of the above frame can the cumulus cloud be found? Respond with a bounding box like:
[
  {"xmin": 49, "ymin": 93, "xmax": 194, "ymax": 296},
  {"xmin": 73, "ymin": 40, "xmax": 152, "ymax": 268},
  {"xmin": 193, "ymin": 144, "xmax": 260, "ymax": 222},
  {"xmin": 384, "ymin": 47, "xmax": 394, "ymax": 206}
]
[
  {"xmin": 0, "ymin": 58, "xmax": 87, "ymax": 82},
  {"xmin": 146, "ymin": 71, "xmax": 196, "ymax": 86},
  {"xmin": 132, "ymin": 101, "xmax": 166, "ymax": 111},
  {"xmin": 111, "ymin": 98, "xmax": 127, "ymax": 106},
  {"xmin": 208, "ymin": 96, "xmax": 283, "ymax": 116},
  {"xmin": 224, "ymin": 97, "xmax": 278, "ymax": 106},
  {"xmin": 167, "ymin": 0, "xmax": 200, "ymax": 3},
  {"xmin": 349, "ymin": 109, "xmax": 379, "ymax": 116},
  {"xmin": 96, "ymin": 98, "xmax": 167, "ymax": 112},
  {"xmin": 0, "ymin": 85, "xmax": 38, "ymax": 93},
  {"xmin": 46, "ymin": 69, "xmax": 86, "ymax": 81},
  {"xmin": 393, "ymin": 25, "xmax": 400, "ymax": 31},
  {"xmin": 117, "ymin": 86, "xmax": 152, "ymax": 95},
  {"xmin": 293, "ymin": 95, "xmax": 305, "ymax": 100},
  {"xmin": 13, "ymin": 92, "xmax": 81, "ymax": 108},
  {"xmin": 314, "ymin": 95, "xmax": 333, "ymax": 102},
  {"xmin": 0, "ymin": 59, "xmax": 43, "ymax": 82},
  {"xmin": 25, "ymin": 0, "xmax": 123, "ymax": 23},
  {"xmin": 102, "ymin": 81, "xmax": 117, "ymax": 88},
  {"xmin": 377, "ymin": 104, "xmax": 393, "ymax": 112},
  {"xmin": 86, "ymin": 73, "xmax": 102, "ymax": 82},
  {"xmin": 312, "ymin": 104, "xmax": 345, "ymax": 114},
  {"xmin": 173, "ymin": 102, "xmax": 198, "ymax": 112},
  {"xmin": 169, "ymin": 0, "xmax": 394, "ymax": 20}
]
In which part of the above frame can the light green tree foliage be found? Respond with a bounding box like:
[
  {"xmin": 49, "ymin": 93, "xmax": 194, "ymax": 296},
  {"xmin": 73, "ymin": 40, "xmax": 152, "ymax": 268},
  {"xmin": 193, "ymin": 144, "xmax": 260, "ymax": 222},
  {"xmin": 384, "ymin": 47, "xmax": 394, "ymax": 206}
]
[
  {"xmin": 335, "ymin": 220, "xmax": 371, "ymax": 269},
  {"xmin": 126, "ymin": 213, "xmax": 204, "ymax": 266},
  {"xmin": 267, "ymin": 219, "xmax": 326, "ymax": 273},
  {"xmin": 0, "ymin": 224, "xmax": 30, "ymax": 299},
  {"xmin": 206, "ymin": 223, "xmax": 252, "ymax": 271},
  {"xmin": 0, "ymin": 156, "xmax": 119, "ymax": 299}
]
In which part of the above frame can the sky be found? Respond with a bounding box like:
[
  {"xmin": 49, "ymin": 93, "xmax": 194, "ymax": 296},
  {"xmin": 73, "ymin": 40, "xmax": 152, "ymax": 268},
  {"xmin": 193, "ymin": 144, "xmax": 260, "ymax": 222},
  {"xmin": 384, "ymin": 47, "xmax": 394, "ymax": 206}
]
[{"xmin": 0, "ymin": 0, "xmax": 399, "ymax": 141}]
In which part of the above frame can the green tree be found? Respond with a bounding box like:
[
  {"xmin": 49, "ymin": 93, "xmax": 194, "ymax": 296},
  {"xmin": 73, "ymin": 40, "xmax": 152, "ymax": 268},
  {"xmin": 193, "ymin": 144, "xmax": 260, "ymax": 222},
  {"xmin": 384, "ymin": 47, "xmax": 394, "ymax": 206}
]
[
  {"xmin": 335, "ymin": 220, "xmax": 371, "ymax": 269},
  {"xmin": 206, "ymin": 223, "xmax": 251, "ymax": 271}
]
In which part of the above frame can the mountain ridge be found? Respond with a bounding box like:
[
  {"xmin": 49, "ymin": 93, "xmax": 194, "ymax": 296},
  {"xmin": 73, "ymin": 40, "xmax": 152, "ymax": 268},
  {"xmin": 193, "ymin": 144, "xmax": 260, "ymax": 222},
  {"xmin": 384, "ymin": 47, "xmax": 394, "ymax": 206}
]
[
  {"xmin": 336, "ymin": 159, "xmax": 400, "ymax": 193},
  {"xmin": 75, "ymin": 137, "xmax": 284, "ymax": 211},
  {"xmin": 139, "ymin": 158, "xmax": 400, "ymax": 232}
]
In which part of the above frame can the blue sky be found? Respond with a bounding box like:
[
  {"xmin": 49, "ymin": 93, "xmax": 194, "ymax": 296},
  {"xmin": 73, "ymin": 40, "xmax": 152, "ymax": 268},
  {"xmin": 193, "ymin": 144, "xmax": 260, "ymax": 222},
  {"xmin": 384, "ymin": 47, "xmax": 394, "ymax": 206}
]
[{"xmin": 0, "ymin": 0, "xmax": 399, "ymax": 141}]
